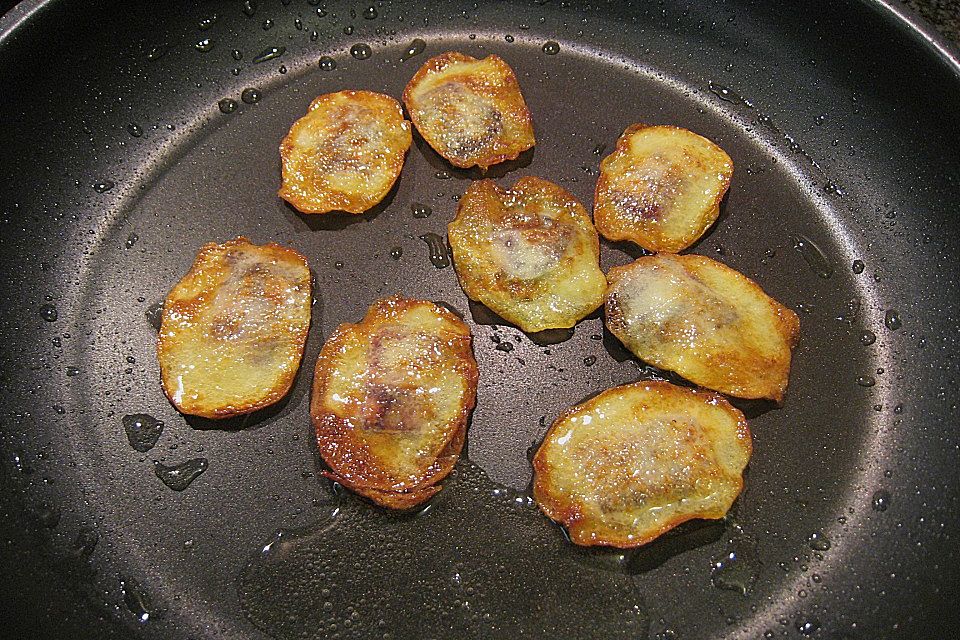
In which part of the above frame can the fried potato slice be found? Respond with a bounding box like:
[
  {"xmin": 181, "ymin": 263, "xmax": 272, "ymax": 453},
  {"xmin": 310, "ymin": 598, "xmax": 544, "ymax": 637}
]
[
  {"xmin": 403, "ymin": 52, "xmax": 535, "ymax": 170},
  {"xmin": 594, "ymin": 124, "xmax": 733, "ymax": 253},
  {"xmin": 605, "ymin": 254, "xmax": 800, "ymax": 402},
  {"xmin": 311, "ymin": 296, "xmax": 478, "ymax": 509},
  {"xmin": 533, "ymin": 381, "xmax": 751, "ymax": 547},
  {"xmin": 158, "ymin": 237, "xmax": 312, "ymax": 419},
  {"xmin": 447, "ymin": 177, "xmax": 606, "ymax": 333},
  {"xmin": 279, "ymin": 90, "xmax": 412, "ymax": 214}
]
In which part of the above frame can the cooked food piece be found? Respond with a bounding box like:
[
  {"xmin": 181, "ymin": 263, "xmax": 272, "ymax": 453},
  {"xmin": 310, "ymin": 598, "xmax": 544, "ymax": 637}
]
[
  {"xmin": 402, "ymin": 52, "xmax": 535, "ymax": 170},
  {"xmin": 311, "ymin": 296, "xmax": 478, "ymax": 509},
  {"xmin": 447, "ymin": 177, "xmax": 606, "ymax": 333},
  {"xmin": 533, "ymin": 381, "xmax": 751, "ymax": 547},
  {"xmin": 158, "ymin": 238, "xmax": 312, "ymax": 419},
  {"xmin": 594, "ymin": 124, "xmax": 733, "ymax": 253},
  {"xmin": 279, "ymin": 90, "xmax": 412, "ymax": 214},
  {"xmin": 605, "ymin": 253, "xmax": 799, "ymax": 402}
]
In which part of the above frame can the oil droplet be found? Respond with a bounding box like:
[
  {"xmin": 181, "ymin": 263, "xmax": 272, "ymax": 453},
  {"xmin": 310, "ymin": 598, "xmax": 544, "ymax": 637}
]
[
  {"xmin": 334, "ymin": 261, "xmax": 344, "ymax": 270},
  {"xmin": 796, "ymin": 619, "xmax": 820, "ymax": 636},
  {"xmin": 856, "ymin": 376, "xmax": 875, "ymax": 387},
  {"xmin": 792, "ymin": 234, "xmax": 833, "ymax": 279},
  {"xmin": 242, "ymin": 0, "xmax": 257, "ymax": 17},
  {"xmin": 859, "ymin": 330, "xmax": 876, "ymax": 346},
  {"xmin": 435, "ymin": 170, "xmax": 451, "ymax": 180},
  {"xmin": 65, "ymin": 366, "xmax": 80, "ymax": 377},
  {"xmin": 39, "ymin": 303, "xmax": 58, "ymax": 322},
  {"xmin": 411, "ymin": 202, "xmax": 433, "ymax": 218},
  {"xmin": 123, "ymin": 414, "xmax": 164, "ymax": 453},
  {"xmin": 262, "ymin": 18, "xmax": 274, "ymax": 30},
  {"xmin": 241, "ymin": 88, "xmax": 262, "ymax": 104},
  {"xmin": 310, "ymin": 30, "xmax": 319, "ymax": 42},
  {"xmin": 884, "ymin": 309, "xmax": 902, "ymax": 330},
  {"xmin": 807, "ymin": 531, "xmax": 831, "ymax": 551},
  {"xmin": 399, "ymin": 38, "xmax": 426, "ymax": 62},
  {"xmin": 872, "ymin": 489, "xmax": 891, "ymax": 512},
  {"xmin": 419, "ymin": 233, "xmax": 450, "ymax": 269},
  {"xmin": 195, "ymin": 39, "xmax": 214, "ymax": 52},
  {"xmin": 198, "ymin": 15, "xmax": 217, "ymax": 31},
  {"xmin": 350, "ymin": 43, "xmax": 372, "ymax": 60},
  {"xmin": 583, "ymin": 355, "xmax": 597, "ymax": 366},
  {"xmin": 542, "ymin": 40, "xmax": 560, "ymax": 55},
  {"xmin": 145, "ymin": 45, "xmax": 168, "ymax": 61},
  {"xmin": 146, "ymin": 301, "xmax": 164, "ymax": 331},
  {"xmin": 318, "ymin": 55, "xmax": 337, "ymax": 71},
  {"xmin": 294, "ymin": 18, "xmax": 303, "ymax": 30},
  {"xmin": 708, "ymin": 81, "xmax": 739, "ymax": 103},
  {"xmin": 125, "ymin": 232, "xmax": 139, "ymax": 248},
  {"xmin": 343, "ymin": 25, "xmax": 355, "ymax": 35},
  {"xmin": 121, "ymin": 577, "xmax": 154, "ymax": 624},
  {"xmin": 710, "ymin": 548, "xmax": 758, "ymax": 595},
  {"xmin": 31, "ymin": 502, "xmax": 61, "ymax": 528},
  {"xmin": 592, "ymin": 142, "xmax": 607, "ymax": 156},
  {"xmin": 155, "ymin": 458, "xmax": 208, "ymax": 491},
  {"xmin": 93, "ymin": 180, "xmax": 115, "ymax": 193},
  {"xmin": 75, "ymin": 527, "xmax": 99, "ymax": 558},
  {"xmin": 390, "ymin": 247, "xmax": 403, "ymax": 260},
  {"xmin": 218, "ymin": 98, "xmax": 238, "ymax": 114},
  {"xmin": 127, "ymin": 123, "xmax": 143, "ymax": 137},
  {"xmin": 852, "ymin": 259, "xmax": 865, "ymax": 274},
  {"xmin": 505, "ymin": 34, "xmax": 515, "ymax": 42},
  {"xmin": 496, "ymin": 342, "xmax": 514, "ymax": 353},
  {"xmin": 252, "ymin": 46, "xmax": 285, "ymax": 63},
  {"xmin": 824, "ymin": 181, "xmax": 844, "ymax": 196},
  {"xmin": 363, "ymin": 6, "xmax": 377, "ymax": 19}
]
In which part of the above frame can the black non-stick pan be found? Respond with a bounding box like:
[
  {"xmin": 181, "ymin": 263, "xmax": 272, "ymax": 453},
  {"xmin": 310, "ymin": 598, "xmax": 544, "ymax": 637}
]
[{"xmin": 1, "ymin": 1, "xmax": 958, "ymax": 638}]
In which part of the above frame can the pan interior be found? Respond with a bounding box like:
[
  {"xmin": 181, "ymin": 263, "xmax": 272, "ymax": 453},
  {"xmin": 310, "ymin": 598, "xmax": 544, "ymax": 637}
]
[{"xmin": 60, "ymin": 33, "xmax": 884, "ymax": 640}]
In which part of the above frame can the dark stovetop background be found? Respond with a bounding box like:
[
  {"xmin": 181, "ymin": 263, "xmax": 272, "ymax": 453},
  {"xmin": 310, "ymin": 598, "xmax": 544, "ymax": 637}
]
[{"xmin": 1, "ymin": 1, "xmax": 958, "ymax": 44}]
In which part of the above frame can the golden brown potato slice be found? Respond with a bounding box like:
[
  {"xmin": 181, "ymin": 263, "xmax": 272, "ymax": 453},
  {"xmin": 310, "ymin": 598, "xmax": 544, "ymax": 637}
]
[
  {"xmin": 594, "ymin": 124, "xmax": 733, "ymax": 253},
  {"xmin": 403, "ymin": 52, "xmax": 535, "ymax": 170},
  {"xmin": 447, "ymin": 177, "xmax": 606, "ymax": 333},
  {"xmin": 279, "ymin": 90, "xmax": 412, "ymax": 214},
  {"xmin": 158, "ymin": 238, "xmax": 312, "ymax": 419},
  {"xmin": 533, "ymin": 381, "xmax": 751, "ymax": 547},
  {"xmin": 311, "ymin": 296, "xmax": 478, "ymax": 509},
  {"xmin": 605, "ymin": 254, "xmax": 800, "ymax": 401}
]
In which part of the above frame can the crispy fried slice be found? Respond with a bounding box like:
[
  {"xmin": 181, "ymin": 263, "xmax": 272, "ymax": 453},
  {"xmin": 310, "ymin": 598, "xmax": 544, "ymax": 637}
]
[
  {"xmin": 403, "ymin": 52, "xmax": 535, "ymax": 170},
  {"xmin": 605, "ymin": 254, "xmax": 800, "ymax": 401},
  {"xmin": 594, "ymin": 124, "xmax": 733, "ymax": 253},
  {"xmin": 311, "ymin": 296, "xmax": 478, "ymax": 509},
  {"xmin": 447, "ymin": 177, "xmax": 606, "ymax": 333},
  {"xmin": 533, "ymin": 381, "xmax": 751, "ymax": 547},
  {"xmin": 279, "ymin": 90, "xmax": 412, "ymax": 214},
  {"xmin": 158, "ymin": 238, "xmax": 312, "ymax": 419}
]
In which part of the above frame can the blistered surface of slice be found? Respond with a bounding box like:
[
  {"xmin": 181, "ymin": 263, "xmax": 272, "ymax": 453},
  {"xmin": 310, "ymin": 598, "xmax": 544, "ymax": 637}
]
[
  {"xmin": 279, "ymin": 90, "xmax": 412, "ymax": 214},
  {"xmin": 403, "ymin": 52, "xmax": 535, "ymax": 170},
  {"xmin": 311, "ymin": 297, "xmax": 478, "ymax": 508},
  {"xmin": 447, "ymin": 177, "xmax": 606, "ymax": 333},
  {"xmin": 605, "ymin": 254, "xmax": 799, "ymax": 401},
  {"xmin": 533, "ymin": 381, "xmax": 751, "ymax": 547},
  {"xmin": 158, "ymin": 237, "xmax": 312, "ymax": 419},
  {"xmin": 594, "ymin": 124, "xmax": 733, "ymax": 252}
]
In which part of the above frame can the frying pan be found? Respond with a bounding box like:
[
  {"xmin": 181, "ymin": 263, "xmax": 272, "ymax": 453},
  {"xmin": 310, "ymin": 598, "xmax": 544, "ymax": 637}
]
[{"xmin": 1, "ymin": 0, "xmax": 958, "ymax": 638}]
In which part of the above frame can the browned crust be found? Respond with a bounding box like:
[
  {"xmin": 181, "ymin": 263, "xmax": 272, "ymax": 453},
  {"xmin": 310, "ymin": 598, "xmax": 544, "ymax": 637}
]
[
  {"xmin": 532, "ymin": 381, "xmax": 751, "ymax": 548},
  {"xmin": 157, "ymin": 237, "xmax": 312, "ymax": 419},
  {"xmin": 310, "ymin": 296, "xmax": 478, "ymax": 509},
  {"xmin": 402, "ymin": 52, "xmax": 535, "ymax": 170},
  {"xmin": 605, "ymin": 254, "xmax": 800, "ymax": 402},
  {"xmin": 593, "ymin": 123, "xmax": 733, "ymax": 253},
  {"xmin": 278, "ymin": 90, "xmax": 411, "ymax": 214}
]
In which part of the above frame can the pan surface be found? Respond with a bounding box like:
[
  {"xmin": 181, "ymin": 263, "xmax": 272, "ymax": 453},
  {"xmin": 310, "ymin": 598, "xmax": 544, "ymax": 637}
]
[{"xmin": 1, "ymin": 1, "xmax": 958, "ymax": 638}]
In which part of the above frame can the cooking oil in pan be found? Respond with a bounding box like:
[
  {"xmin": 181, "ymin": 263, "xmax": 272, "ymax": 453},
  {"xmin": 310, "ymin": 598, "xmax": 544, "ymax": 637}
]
[
  {"xmin": 154, "ymin": 458, "xmax": 208, "ymax": 491},
  {"xmin": 238, "ymin": 461, "xmax": 649, "ymax": 639},
  {"xmin": 419, "ymin": 232, "xmax": 450, "ymax": 268}
]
